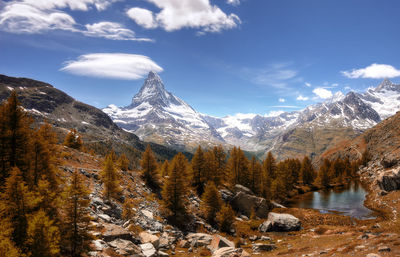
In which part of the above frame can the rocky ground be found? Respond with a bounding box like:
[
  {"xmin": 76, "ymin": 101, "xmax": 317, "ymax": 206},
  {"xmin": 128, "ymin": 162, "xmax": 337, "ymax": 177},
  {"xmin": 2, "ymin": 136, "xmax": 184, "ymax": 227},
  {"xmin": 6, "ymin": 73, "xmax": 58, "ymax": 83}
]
[{"xmin": 59, "ymin": 147, "xmax": 400, "ymax": 257}]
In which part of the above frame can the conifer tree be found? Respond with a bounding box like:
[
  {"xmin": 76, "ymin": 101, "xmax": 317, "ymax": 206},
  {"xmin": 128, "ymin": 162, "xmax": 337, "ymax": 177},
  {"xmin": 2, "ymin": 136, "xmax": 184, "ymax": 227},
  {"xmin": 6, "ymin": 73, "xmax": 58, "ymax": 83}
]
[
  {"xmin": 122, "ymin": 199, "xmax": 134, "ymax": 220},
  {"xmin": 62, "ymin": 170, "xmax": 92, "ymax": 257},
  {"xmin": 318, "ymin": 159, "xmax": 331, "ymax": 187},
  {"xmin": 216, "ymin": 204, "xmax": 235, "ymax": 233},
  {"xmin": 270, "ymin": 176, "xmax": 286, "ymax": 202},
  {"xmin": 160, "ymin": 160, "xmax": 170, "ymax": 177},
  {"xmin": 161, "ymin": 153, "xmax": 188, "ymax": 225},
  {"xmin": 227, "ymin": 147, "xmax": 250, "ymax": 188},
  {"xmin": 249, "ymin": 156, "xmax": 262, "ymax": 195},
  {"xmin": 101, "ymin": 154, "xmax": 121, "ymax": 200},
  {"xmin": 0, "ymin": 167, "xmax": 38, "ymax": 248},
  {"xmin": 0, "ymin": 91, "xmax": 32, "ymax": 182},
  {"xmin": 201, "ymin": 182, "xmax": 222, "ymax": 224},
  {"xmin": 118, "ymin": 153, "xmax": 130, "ymax": 171},
  {"xmin": 263, "ymin": 152, "xmax": 277, "ymax": 180},
  {"xmin": 360, "ymin": 149, "xmax": 371, "ymax": 166},
  {"xmin": 26, "ymin": 210, "xmax": 60, "ymax": 257},
  {"xmin": 300, "ymin": 156, "xmax": 315, "ymax": 185},
  {"xmin": 0, "ymin": 220, "xmax": 22, "ymax": 257},
  {"xmin": 140, "ymin": 145, "xmax": 160, "ymax": 190},
  {"xmin": 191, "ymin": 146, "xmax": 207, "ymax": 195},
  {"xmin": 212, "ymin": 145, "xmax": 226, "ymax": 186},
  {"xmin": 64, "ymin": 129, "xmax": 82, "ymax": 150}
]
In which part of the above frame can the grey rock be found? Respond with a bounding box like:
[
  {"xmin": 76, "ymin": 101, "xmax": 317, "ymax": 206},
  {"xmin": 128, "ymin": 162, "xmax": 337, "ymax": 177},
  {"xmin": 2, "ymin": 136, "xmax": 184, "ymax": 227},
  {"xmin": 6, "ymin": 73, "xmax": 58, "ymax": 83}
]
[
  {"xmin": 366, "ymin": 254, "xmax": 381, "ymax": 257},
  {"xmin": 140, "ymin": 243, "xmax": 156, "ymax": 257},
  {"xmin": 139, "ymin": 231, "xmax": 159, "ymax": 249},
  {"xmin": 231, "ymin": 190, "xmax": 273, "ymax": 218},
  {"xmin": 259, "ymin": 212, "xmax": 301, "ymax": 232},
  {"xmin": 186, "ymin": 233, "xmax": 213, "ymax": 247},
  {"xmin": 109, "ymin": 239, "xmax": 141, "ymax": 254},
  {"xmin": 102, "ymin": 223, "xmax": 134, "ymax": 242},
  {"xmin": 211, "ymin": 247, "xmax": 250, "ymax": 257},
  {"xmin": 208, "ymin": 235, "xmax": 235, "ymax": 252},
  {"xmin": 252, "ymin": 243, "xmax": 277, "ymax": 252},
  {"xmin": 234, "ymin": 184, "xmax": 254, "ymax": 195},
  {"xmin": 158, "ymin": 250, "xmax": 169, "ymax": 257},
  {"xmin": 377, "ymin": 168, "xmax": 400, "ymax": 192}
]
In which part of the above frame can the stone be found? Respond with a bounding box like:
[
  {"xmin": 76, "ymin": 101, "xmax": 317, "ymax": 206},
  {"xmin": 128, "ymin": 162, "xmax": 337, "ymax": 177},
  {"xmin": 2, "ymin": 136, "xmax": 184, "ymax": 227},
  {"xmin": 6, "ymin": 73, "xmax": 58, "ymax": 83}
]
[
  {"xmin": 158, "ymin": 250, "xmax": 169, "ymax": 256},
  {"xmin": 186, "ymin": 233, "xmax": 214, "ymax": 247},
  {"xmin": 208, "ymin": 235, "xmax": 235, "ymax": 252},
  {"xmin": 102, "ymin": 223, "xmax": 133, "ymax": 242},
  {"xmin": 211, "ymin": 247, "xmax": 250, "ymax": 257},
  {"xmin": 381, "ymin": 153, "xmax": 399, "ymax": 168},
  {"xmin": 92, "ymin": 239, "xmax": 107, "ymax": 251},
  {"xmin": 378, "ymin": 246, "xmax": 391, "ymax": 252},
  {"xmin": 234, "ymin": 184, "xmax": 254, "ymax": 195},
  {"xmin": 179, "ymin": 240, "xmax": 190, "ymax": 248},
  {"xmin": 259, "ymin": 212, "xmax": 301, "ymax": 232},
  {"xmin": 260, "ymin": 236, "xmax": 271, "ymax": 241},
  {"xmin": 142, "ymin": 210, "xmax": 154, "ymax": 220},
  {"xmin": 220, "ymin": 189, "xmax": 234, "ymax": 202},
  {"xmin": 249, "ymin": 235, "xmax": 258, "ymax": 241},
  {"xmin": 108, "ymin": 239, "xmax": 141, "ymax": 254},
  {"xmin": 139, "ymin": 231, "xmax": 159, "ymax": 249},
  {"xmin": 252, "ymin": 243, "xmax": 277, "ymax": 252},
  {"xmin": 366, "ymin": 254, "xmax": 381, "ymax": 257},
  {"xmin": 231, "ymin": 191, "xmax": 273, "ymax": 218},
  {"xmin": 140, "ymin": 243, "xmax": 157, "ymax": 257},
  {"xmin": 98, "ymin": 213, "xmax": 111, "ymax": 222},
  {"xmin": 377, "ymin": 168, "xmax": 400, "ymax": 192}
]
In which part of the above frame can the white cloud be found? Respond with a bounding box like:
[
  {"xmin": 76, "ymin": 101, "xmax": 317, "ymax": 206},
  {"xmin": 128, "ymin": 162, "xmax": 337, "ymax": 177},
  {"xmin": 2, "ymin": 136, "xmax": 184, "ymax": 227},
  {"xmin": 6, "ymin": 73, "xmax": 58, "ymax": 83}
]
[
  {"xmin": 296, "ymin": 95, "xmax": 309, "ymax": 101},
  {"xmin": 305, "ymin": 82, "xmax": 311, "ymax": 87},
  {"xmin": 278, "ymin": 98, "xmax": 285, "ymax": 103},
  {"xmin": 126, "ymin": 0, "xmax": 240, "ymax": 33},
  {"xmin": 242, "ymin": 63, "xmax": 298, "ymax": 89},
  {"xmin": 84, "ymin": 22, "xmax": 152, "ymax": 41},
  {"xmin": 126, "ymin": 7, "xmax": 157, "ymax": 29},
  {"xmin": 331, "ymin": 83, "xmax": 338, "ymax": 87},
  {"xmin": 341, "ymin": 63, "xmax": 400, "ymax": 79},
  {"xmin": 226, "ymin": 0, "xmax": 240, "ymax": 6},
  {"xmin": 313, "ymin": 87, "xmax": 333, "ymax": 99},
  {"xmin": 60, "ymin": 53, "xmax": 163, "ymax": 80},
  {"xmin": 0, "ymin": 0, "xmax": 151, "ymax": 41}
]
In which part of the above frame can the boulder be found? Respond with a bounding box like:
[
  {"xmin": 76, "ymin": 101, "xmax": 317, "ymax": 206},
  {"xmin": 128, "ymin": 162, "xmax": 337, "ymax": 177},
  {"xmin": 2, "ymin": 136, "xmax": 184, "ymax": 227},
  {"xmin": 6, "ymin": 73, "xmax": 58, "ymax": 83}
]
[
  {"xmin": 234, "ymin": 184, "xmax": 254, "ymax": 195},
  {"xmin": 377, "ymin": 168, "xmax": 400, "ymax": 191},
  {"xmin": 178, "ymin": 239, "xmax": 190, "ymax": 248},
  {"xmin": 92, "ymin": 239, "xmax": 107, "ymax": 251},
  {"xmin": 211, "ymin": 247, "xmax": 250, "ymax": 257},
  {"xmin": 186, "ymin": 233, "xmax": 214, "ymax": 247},
  {"xmin": 220, "ymin": 189, "xmax": 234, "ymax": 202},
  {"xmin": 381, "ymin": 153, "xmax": 399, "ymax": 168},
  {"xmin": 139, "ymin": 231, "xmax": 159, "ymax": 249},
  {"xmin": 208, "ymin": 235, "xmax": 235, "ymax": 252},
  {"xmin": 141, "ymin": 210, "xmax": 154, "ymax": 220},
  {"xmin": 231, "ymin": 191, "xmax": 272, "ymax": 218},
  {"xmin": 259, "ymin": 212, "xmax": 301, "ymax": 232},
  {"xmin": 140, "ymin": 243, "xmax": 156, "ymax": 257},
  {"xmin": 108, "ymin": 239, "xmax": 141, "ymax": 255},
  {"xmin": 252, "ymin": 243, "xmax": 277, "ymax": 252},
  {"xmin": 102, "ymin": 224, "xmax": 134, "ymax": 242}
]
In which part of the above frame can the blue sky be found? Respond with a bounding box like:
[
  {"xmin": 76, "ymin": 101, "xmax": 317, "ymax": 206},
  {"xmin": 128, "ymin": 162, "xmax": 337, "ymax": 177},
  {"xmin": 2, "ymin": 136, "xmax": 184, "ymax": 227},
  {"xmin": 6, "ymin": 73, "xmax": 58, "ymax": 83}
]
[{"xmin": 1, "ymin": 0, "xmax": 400, "ymax": 117}]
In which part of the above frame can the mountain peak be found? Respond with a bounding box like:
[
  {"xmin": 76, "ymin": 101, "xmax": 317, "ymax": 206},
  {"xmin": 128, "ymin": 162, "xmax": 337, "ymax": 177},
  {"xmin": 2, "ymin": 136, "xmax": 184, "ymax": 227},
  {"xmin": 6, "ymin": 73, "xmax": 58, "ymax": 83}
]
[
  {"xmin": 131, "ymin": 71, "xmax": 167, "ymax": 105},
  {"xmin": 376, "ymin": 78, "xmax": 395, "ymax": 91}
]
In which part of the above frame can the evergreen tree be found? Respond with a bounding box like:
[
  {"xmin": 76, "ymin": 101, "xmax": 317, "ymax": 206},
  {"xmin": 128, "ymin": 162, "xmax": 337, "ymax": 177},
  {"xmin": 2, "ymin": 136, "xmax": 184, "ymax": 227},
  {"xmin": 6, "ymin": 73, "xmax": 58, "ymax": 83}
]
[
  {"xmin": 191, "ymin": 146, "xmax": 206, "ymax": 195},
  {"xmin": 161, "ymin": 153, "xmax": 188, "ymax": 225},
  {"xmin": 62, "ymin": 170, "xmax": 92, "ymax": 257},
  {"xmin": 26, "ymin": 210, "xmax": 60, "ymax": 257},
  {"xmin": 122, "ymin": 199, "xmax": 134, "ymax": 220},
  {"xmin": 140, "ymin": 145, "xmax": 159, "ymax": 190},
  {"xmin": 300, "ymin": 156, "xmax": 315, "ymax": 185},
  {"xmin": 0, "ymin": 220, "xmax": 22, "ymax": 257},
  {"xmin": 201, "ymin": 182, "xmax": 222, "ymax": 224},
  {"xmin": 101, "ymin": 154, "xmax": 121, "ymax": 200},
  {"xmin": 249, "ymin": 156, "xmax": 262, "ymax": 195},
  {"xmin": 360, "ymin": 149, "xmax": 371, "ymax": 166},
  {"xmin": 64, "ymin": 129, "xmax": 82, "ymax": 150},
  {"xmin": 216, "ymin": 204, "xmax": 235, "ymax": 233},
  {"xmin": 118, "ymin": 153, "xmax": 130, "ymax": 171}
]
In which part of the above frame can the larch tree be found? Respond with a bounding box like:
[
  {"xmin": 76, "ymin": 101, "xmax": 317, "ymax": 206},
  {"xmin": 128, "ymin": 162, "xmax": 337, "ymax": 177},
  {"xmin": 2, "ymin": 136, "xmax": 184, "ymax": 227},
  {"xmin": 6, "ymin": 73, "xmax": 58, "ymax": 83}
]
[
  {"xmin": 227, "ymin": 147, "xmax": 250, "ymax": 188},
  {"xmin": 318, "ymin": 159, "xmax": 331, "ymax": 187},
  {"xmin": 201, "ymin": 182, "xmax": 222, "ymax": 224},
  {"xmin": 191, "ymin": 146, "xmax": 207, "ymax": 195},
  {"xmin": 101, "ymin": 153, "xmax": 121, "ymax": 200},
  {"xmin": 300, "ymin": 156, "xmax": 315, "ymax": 185},
  {"xmin": 118, "ymin": 153, "xmax": 130, "ymax": 171},
  {"xmin": 263, "ymin": 152, "xmax": 277, "ymax": 180},
  {"xmin": 62, "ymin": 169, "xmax": 92, "ymax": 257},
  {"xmin": 26, "ymin": 210, "xmax": 60, "ymax": 257},
  {"xmin": 160, "ymin": 160, "xmax": 170, "ymax": 178},
  {"xmin": 63, "ymin": 129, "xmax": 82, "ymax": 150},
  {"xmin": 140, "ymin": 145, "xmax": 160, "ymax": 190},
  {"xmin": 216, "ymin": 204, "xmax": 235, "ymax": 233},
  {"xmin": 212, "ymin": 145, "xmax": 226, "ymax": 186},
  {"xmin": 161, "ymin": 153, "xmax": 188, "ymax": 225},
  {"xmin": 249, "ymin": 156, "xmax": 262, "ymax": 196}
]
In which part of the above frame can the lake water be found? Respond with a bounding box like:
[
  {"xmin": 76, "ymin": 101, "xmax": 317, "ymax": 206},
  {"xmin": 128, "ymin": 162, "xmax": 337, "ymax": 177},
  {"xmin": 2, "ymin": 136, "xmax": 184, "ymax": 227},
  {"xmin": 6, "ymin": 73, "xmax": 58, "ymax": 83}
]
[{"xmin": 286, "ymin": 181, "xmax": 375, "ymax": 219}]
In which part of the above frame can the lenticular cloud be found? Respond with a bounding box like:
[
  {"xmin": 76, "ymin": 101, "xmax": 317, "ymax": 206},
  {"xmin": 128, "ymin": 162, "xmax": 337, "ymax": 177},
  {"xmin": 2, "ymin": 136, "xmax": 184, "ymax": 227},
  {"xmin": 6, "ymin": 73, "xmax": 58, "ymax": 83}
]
[{"xmin": 60, "ymin": 53, "xmax": 163, "ymax": 80}]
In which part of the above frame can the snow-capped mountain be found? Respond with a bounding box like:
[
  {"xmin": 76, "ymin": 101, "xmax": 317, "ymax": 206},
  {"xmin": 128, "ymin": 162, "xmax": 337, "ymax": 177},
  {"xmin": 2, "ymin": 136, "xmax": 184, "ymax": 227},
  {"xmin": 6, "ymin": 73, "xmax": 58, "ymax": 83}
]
[
  {"xmin": 103, "ymin": 71, "xmax": 224, "ymax": 151},
  {"xmin": 104, "ymin": 72, "xmax": 400, "ymax": 158}
]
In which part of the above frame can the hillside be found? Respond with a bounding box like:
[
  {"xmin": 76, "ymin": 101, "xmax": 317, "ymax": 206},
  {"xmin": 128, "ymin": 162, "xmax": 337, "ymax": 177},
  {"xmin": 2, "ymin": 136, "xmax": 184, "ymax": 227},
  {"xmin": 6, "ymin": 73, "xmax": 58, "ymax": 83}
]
[{"xmin": 0, "ymin": 74, "xmax": 186, "ymax": 161}]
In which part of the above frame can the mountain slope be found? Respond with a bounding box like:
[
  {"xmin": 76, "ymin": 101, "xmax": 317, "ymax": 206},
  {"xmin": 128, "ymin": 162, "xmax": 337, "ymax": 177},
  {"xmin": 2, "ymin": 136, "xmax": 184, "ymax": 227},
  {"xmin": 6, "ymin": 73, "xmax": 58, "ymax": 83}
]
[
  {"xmin": 104, "ymin": 72, "xmax": 400, "ymax": 159},
  {"xmin": 103, "ymin": 71, "xmax": 225, "ymax": 152},
  {"xmin": 0, "ymin": 74, "xmax": 184, "ymax": 160}
]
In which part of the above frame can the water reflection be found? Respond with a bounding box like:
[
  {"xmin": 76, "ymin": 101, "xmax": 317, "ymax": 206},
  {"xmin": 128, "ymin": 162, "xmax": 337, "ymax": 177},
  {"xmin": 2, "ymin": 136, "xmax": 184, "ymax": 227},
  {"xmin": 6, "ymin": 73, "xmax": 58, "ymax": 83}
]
[{"xmin": 286, "ymin": 181, "xmax": 375, "ymax": 219}]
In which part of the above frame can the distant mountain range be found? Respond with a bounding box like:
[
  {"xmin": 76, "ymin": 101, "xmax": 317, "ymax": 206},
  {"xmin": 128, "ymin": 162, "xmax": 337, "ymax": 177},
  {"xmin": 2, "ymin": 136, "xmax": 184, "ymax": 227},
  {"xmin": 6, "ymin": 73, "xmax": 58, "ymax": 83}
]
[{"xmin": 104, "ymin": 72, "xmax": 400, "ymax": 159}]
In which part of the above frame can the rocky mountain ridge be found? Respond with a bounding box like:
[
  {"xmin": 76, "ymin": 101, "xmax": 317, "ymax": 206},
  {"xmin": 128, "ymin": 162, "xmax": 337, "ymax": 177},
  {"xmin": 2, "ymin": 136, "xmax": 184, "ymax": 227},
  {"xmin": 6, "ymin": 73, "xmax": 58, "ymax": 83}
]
[{"xmin": 104, "ymin": 72, "xmax": 400, "ymax": 159}]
